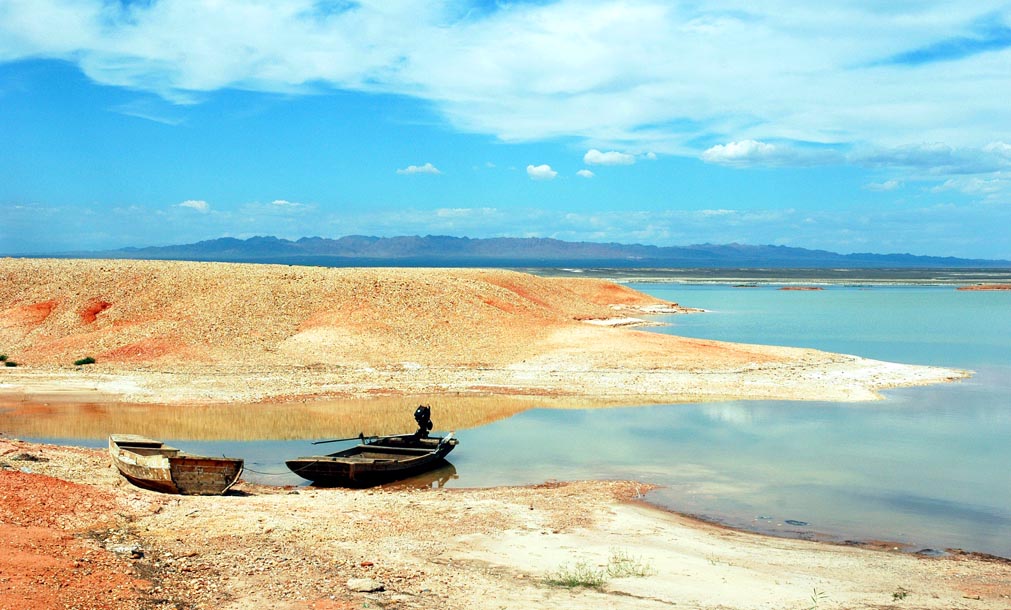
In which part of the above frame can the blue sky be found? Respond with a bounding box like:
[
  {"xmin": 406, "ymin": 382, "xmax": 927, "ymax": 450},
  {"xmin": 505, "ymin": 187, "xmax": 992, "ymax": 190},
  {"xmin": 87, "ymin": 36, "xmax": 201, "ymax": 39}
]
[{"xmin": 2, "ymin": 1, "xmax": 1011, "ymax": 258}]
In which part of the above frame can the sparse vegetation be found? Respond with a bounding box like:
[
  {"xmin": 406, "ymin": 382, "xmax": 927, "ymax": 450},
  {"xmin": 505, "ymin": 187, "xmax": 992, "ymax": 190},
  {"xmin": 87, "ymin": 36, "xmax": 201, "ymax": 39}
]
[
  {"xmin": 893, "ymin": 586, "xmax": 910, "ymax": 601},
  {"xmin": 544, "ymin": 549, "xmax": 655, "ymax": 589},
  {"xmin": 0, "ymin": 354, "xmax": 7, "ymax": 361},
  {"xmin": 606, "ymin": 548, "xmax": 656, "ymax": 578},
  {"xmin": 807, "ymin": 587, "xmax": 829, "ymax": 609},
  {"xmin": 4, "ymin": 360, "xmax": 18, "ymax": 367},
  {"xmin": 544, "ymin": 561, "xmax": 606, "ymax": 589},
  {"xmin": 74, "ymin": 356, "xmax": 97, "ymax": 366}
]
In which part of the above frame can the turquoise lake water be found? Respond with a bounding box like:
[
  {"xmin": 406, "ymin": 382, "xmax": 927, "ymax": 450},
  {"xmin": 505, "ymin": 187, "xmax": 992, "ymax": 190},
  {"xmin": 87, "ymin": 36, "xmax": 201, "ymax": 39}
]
[
  {"xmin": 9, "ymin": 283, "xmax": 1011, "ymax": 556},
  {"xmin": 403, "ymin": 284, "xmax": 1010, "ymax": 556}
]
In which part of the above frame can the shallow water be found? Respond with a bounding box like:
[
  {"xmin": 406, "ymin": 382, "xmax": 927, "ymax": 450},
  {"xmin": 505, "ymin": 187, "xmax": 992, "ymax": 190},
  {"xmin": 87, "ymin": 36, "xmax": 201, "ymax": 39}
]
[{"xmin": 4, "ymin": 284, "xmax": 1010, "ymax": 557}]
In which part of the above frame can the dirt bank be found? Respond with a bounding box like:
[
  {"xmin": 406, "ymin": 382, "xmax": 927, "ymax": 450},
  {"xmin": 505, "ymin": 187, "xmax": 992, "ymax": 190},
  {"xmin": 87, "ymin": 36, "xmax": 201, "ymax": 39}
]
[
  {"xmin": 2, "ymin": 438, "xmax": 1008, "ymax": 610},
  {"xmin": 0, "ymin": 258, "xmax": 966, "ymax": 404}
]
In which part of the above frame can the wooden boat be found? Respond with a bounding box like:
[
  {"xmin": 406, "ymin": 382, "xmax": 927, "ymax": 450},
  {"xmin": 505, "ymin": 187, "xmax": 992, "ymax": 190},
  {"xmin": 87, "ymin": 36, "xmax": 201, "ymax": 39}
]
[
  {"xmin": 286, "ymin": 432, "xmax": 458, "ymax": 487},
  {"xmin": 108, "ymin": 434, "xmax": 244, "ymax": 495}
]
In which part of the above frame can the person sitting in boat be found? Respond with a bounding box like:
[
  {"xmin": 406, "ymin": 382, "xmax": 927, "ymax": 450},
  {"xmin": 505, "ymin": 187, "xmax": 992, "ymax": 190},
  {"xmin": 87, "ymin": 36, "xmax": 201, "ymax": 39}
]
[{"xmin": 413, "ymin": 404, "xmax": 433, "ymax": 438}]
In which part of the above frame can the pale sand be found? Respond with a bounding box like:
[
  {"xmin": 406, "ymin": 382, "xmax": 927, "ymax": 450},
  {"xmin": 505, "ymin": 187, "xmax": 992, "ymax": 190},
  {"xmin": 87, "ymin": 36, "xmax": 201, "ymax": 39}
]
[{"xmin": 4, "ymin": 439, "xmax": 1009, "ymax": 609}]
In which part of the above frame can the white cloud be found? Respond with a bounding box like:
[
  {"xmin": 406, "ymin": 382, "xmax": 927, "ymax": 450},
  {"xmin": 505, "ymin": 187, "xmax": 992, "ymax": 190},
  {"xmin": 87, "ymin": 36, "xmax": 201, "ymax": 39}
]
[
  {"xmin": 701, "ymin": 140, "xmax": 779, "ymax": 166},
  {"xmin": 583, "ymin": 149, "xmax": 635, "ymax": 166},
  {"xmin": 178, "ymin": 199, "xmax": 209, "ymax": 212},
  {"xmin": 4, "ymin": 1, "xmax": 1011, "ymax": 173},
  {"xmin": 527, "ymin": 164, "xmax": 557, "ymax": 181},
  {"xmin": 396, "ymin": 162, "xmax": 442, "ymax": 175},
  {"xmin": 864, "ymin": 179, "xmax": 903, "ymax": 192},
  {"xmin": 576, "ymin": 169, "xmax": 595, "ymax": 178}
]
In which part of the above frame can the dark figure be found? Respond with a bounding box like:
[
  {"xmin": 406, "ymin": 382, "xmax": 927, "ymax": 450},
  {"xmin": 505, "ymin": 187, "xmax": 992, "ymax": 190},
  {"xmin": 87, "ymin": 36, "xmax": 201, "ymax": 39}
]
[{"xmin": 414, "ymin": 404, "xmax": 433, "ymax": 438}]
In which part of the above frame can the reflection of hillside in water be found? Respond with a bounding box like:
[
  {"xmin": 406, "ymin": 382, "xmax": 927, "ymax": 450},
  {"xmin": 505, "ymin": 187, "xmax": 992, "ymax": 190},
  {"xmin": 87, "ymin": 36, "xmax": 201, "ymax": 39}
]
[{"xmin": 0, "ymin": 394, "xmax": 573, "ymax": 441}]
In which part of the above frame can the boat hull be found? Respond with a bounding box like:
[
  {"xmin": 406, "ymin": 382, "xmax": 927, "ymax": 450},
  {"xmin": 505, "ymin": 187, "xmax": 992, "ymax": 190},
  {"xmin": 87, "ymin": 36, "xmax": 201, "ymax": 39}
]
[
  {"xmin": 109, "ymin": 434, "xmax": 243, "ymax": 495},
  {"xmin": 287, "ymin": 434, "xmax": 458, "ymax": 487}
]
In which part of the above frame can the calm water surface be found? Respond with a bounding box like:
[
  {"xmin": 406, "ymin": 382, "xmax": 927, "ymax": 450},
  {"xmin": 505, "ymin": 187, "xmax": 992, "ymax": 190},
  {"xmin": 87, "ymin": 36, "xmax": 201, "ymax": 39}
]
[{"xmin": 6, "ymin": 284, "xmax": 1010, "ymax": 557}]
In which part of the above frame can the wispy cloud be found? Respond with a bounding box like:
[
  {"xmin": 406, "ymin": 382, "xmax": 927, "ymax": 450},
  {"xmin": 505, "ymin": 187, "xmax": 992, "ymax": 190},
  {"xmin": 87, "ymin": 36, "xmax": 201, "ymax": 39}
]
[
  {"xmin": 576, "ymin": 169, "xmax": 595, "ymax": 178},
  {"xmin": 3, "ymin": 1, "xmax": 1011, "ymax": 167},
  {"xmin": 396, "ymin": 162, "xmax": 442, "ymax": 175},
  {"xmin": 110, "ymin": 99, "xmax": 185, "ymax": 125},
  {"xmin": 876, "ymin": 16, "xmax": 1011, "ymax": 66},
  {"xmin": 5, "ymin": 198, "xmax": 1010, "ymax": 259},
  {"xmin": 864, "ymin": 179, "xmax": 903, "ymax": 192},
  {"xmin": 178, "ymin": 199, "xmax": 209, "ymax": 212}
]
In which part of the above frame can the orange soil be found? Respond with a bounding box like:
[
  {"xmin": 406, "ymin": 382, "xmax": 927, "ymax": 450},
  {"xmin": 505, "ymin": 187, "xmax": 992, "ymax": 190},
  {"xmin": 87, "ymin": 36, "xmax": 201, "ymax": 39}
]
[
  {"xmin": 0, "ymin": 458, "xmax": 149, "ymax": 609},
  {"xmin": 0, "ymin": 259, "xmax": 677, "ymax": 369},
  {"xmin": 957, "ymin": 284, "xmax": 1011, "ymax": 291}
]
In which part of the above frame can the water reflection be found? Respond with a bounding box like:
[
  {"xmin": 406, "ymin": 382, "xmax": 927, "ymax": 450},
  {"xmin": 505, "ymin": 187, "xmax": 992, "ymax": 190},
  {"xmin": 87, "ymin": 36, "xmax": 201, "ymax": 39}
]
[
  {"xmin": 0, "ymin": 394, "xmax": 552, "ymax": 441},
  {"xmin": 375, "ymin": 462, "xmax": 458, "ymax": 490}
]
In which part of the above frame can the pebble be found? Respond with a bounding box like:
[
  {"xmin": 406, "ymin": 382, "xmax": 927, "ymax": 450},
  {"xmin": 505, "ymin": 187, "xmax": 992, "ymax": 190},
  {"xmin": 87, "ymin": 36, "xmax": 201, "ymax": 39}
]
[{"xmin": 347, "ymin": 577, "xmax": 385, "ymax": 592}]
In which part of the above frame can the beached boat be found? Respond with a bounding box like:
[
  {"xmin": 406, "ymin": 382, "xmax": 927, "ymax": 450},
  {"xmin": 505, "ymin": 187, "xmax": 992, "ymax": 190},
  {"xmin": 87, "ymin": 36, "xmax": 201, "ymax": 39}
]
[
  {"xmin": 108, "ymin": 434, "xmax": 244, "ymax": 495},
  {"xmin": 285, "ymin": 432, "xmax": 458, "ymax": 487}
]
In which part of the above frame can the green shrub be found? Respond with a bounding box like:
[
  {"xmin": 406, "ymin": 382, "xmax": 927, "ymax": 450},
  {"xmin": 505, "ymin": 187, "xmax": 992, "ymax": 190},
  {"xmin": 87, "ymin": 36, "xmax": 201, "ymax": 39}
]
[
  {"xmin": 74, "ymin": 357, "xmax": 97, "ymax": 366},
  {"xmin": 4, "ymin": 361, "xmax": 17, "ymax": 367},
  {"xmin": 0, "ymin": 354, "xmax": 7, "ymax": 361}
]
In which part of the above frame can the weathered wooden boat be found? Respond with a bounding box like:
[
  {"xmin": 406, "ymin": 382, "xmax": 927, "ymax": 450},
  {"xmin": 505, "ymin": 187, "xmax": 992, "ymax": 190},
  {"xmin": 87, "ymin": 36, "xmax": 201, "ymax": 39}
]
[
  {"xmin": 286, "ymin": 432, "xmax": 458, "ymax": 487},
  {"xmin": 108, "ymin": 434, "xmax": 244, "ymax": 495}
]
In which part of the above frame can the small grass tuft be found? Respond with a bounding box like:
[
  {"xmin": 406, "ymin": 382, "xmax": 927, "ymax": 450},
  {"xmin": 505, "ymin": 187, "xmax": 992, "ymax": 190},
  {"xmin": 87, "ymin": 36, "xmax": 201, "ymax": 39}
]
[
  {"xmin": 74, "ymin": 356, "xmax": 97, "ymax": 366},
  {"xmin": 543, "ymin": 561, "xmax": 606, "ymax": 589},
  {"xmin": 545, "ymin": 549, "xmax": 655, "ymax": 589},
  {"xmin": 893, "ymin": 586, "xmax": 910, "ymax": 601},
  {"xmin": 807, "ymin": 587, "xmax": 829, "ymax": 609},
  {"xmin": 606, "ymin": 548, "xmax": 656, "ymax": 578}
]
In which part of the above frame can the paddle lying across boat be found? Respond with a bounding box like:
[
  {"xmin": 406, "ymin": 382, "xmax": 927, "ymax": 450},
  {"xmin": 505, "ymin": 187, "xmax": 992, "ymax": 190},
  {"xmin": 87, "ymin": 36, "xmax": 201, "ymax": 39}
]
[
  {"xmin": 286, "ymin": 432, "xmax": 458, "ymax": 487},
  {"xmin": 109, "ymin": 434, "xmax": 244, "ymax": 495}
]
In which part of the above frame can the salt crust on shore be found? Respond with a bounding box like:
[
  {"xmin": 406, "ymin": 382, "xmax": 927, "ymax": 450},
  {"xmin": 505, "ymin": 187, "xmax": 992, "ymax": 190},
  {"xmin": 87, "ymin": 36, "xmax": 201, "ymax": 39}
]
[{"xmin": 0, "ymin": 258, "xmax": 967, "ymax": 404}]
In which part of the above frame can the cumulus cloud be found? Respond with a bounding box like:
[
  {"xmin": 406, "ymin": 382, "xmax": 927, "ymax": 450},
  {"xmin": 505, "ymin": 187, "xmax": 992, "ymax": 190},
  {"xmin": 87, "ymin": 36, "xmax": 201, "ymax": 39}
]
[
  {"xmin": 583, "ymin": 149, "xmax": 635, "ymax": 166},
  {"xmin": 576, "ymin": 169, "xmax": 595, "ymax": 178},
  {"xmin": 701, "ymin": 140, "xmax": 780, "ymax": 166},
  {"xmin": 527, "ymin": 164, "xmax": 558, "ymax": 181},
  {"xmin": 396, "ymin": 162, "xmax": 442, "ymax": 175},
  {"xmin": 178, "ymin": 199, "xmax": 209, "ymax": 212}
]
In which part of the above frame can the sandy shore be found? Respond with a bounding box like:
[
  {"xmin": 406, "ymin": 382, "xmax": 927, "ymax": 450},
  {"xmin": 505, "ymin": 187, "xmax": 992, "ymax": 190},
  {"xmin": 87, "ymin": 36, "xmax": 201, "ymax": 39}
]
[
  {"xmin": 2, "ymin": 438, "xmax": 1008, "ymax": 610},
  {"xmin": 0, "ymin": 258, "xmax": 968, "ymax": 404}
]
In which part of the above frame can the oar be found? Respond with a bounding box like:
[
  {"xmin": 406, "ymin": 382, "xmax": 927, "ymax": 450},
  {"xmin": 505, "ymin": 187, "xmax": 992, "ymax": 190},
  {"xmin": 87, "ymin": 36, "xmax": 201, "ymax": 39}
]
[{"xmin": 311, "ymin": 433, "xmax": 377, "ymax": 445}]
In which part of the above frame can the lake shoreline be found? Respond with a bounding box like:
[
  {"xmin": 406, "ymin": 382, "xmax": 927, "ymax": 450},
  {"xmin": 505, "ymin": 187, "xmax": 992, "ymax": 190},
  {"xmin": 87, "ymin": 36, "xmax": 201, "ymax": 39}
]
[
  {"xmin": 0, "ymin": 258, "xmax": 969, "ymax": 406},
  {"xmin": 2, "ymin": 436, "xmax": 1008, "ymax": 610}
]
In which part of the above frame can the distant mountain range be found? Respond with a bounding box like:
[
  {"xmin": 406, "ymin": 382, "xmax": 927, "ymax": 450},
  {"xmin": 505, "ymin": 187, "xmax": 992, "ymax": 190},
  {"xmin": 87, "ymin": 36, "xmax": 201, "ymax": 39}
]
[{"xmin": 79, "ymin": 235, "xmax": 1009, "ymax": 268}]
